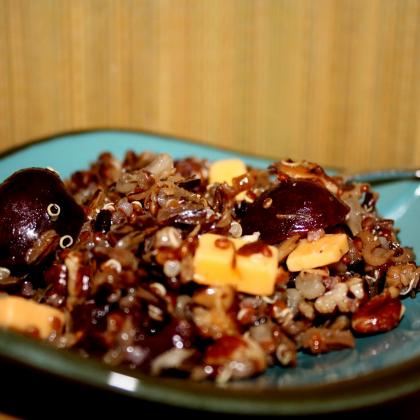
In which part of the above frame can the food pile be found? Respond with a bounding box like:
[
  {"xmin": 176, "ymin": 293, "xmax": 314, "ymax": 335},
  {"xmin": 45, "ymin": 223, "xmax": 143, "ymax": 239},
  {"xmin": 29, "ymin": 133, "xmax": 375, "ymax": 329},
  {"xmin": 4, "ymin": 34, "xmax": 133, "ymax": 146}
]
[{"xmin": 0, "ymin": 151, "xmax": 418, "ymax": 382}]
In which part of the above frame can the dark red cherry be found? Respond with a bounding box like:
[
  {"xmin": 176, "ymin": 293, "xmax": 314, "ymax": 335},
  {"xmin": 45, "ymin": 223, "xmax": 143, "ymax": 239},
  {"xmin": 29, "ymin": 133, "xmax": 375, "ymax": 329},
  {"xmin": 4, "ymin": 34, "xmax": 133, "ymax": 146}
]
[
  {"xmin": 240, "ymin": 179, "xmax": 349, "ymax": 244},
  {"xmin": 0, "ymin": 168, "xmax": 85, "ymax": 273}
]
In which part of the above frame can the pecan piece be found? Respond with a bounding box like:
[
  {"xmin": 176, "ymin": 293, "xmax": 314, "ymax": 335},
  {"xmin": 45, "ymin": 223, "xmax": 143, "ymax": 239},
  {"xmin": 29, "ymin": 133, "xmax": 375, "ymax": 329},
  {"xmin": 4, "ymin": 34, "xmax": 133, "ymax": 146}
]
[{"xmin": 351, "ymin": 291, "xmax": 403, "ymax": 334}]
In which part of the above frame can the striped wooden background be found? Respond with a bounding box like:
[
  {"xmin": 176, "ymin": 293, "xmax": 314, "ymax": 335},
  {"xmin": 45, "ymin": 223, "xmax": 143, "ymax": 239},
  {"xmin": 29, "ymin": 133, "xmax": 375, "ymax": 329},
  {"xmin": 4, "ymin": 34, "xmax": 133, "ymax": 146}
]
[{"xmin": 0, "ymin": 0, "xmax": 419, "ymax": 171}]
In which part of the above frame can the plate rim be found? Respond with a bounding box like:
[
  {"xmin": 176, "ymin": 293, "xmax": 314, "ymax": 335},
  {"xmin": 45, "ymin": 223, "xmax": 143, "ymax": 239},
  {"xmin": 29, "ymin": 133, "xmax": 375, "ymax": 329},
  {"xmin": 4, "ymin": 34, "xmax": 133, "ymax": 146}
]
[
  {"xmin": 0, "ymin": 127, "xmax": 290, "ymax": 167},
  {"xmin": 1, "ymin": 328, "xmax": 420, "ymax": 415}
]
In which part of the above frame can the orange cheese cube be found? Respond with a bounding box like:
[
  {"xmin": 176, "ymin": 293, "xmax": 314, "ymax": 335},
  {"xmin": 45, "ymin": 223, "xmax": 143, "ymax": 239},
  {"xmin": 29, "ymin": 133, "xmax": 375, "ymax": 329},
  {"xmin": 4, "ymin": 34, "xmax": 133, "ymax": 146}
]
[
  {"xmin": 286, "ymin": 234, "xmax": 349, "ymax": 272},
  {"xmin": 235, "ymin": 250, "xmax": 279, "ymax": 296},
  {"xmin": 193, "ymin": 233, "xmax": 279, "ymax": 296},
  {"xmin": 193, "ymin": 233, "xmax": 240, "ymax": 287},
  {"xmin": 209, "ymin": 159, "xmax": 247, "ymax": 186},
  {"xmin": 0, "ymin": 295, "xmax": 65, "ymax": 339}
]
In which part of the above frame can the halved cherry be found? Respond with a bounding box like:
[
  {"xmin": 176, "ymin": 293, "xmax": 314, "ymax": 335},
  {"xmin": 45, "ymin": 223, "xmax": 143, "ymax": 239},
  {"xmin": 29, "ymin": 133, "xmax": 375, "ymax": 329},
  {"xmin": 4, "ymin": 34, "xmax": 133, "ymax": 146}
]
[
  {"xmin": 0, "ymin": 168, "xmax": 85, "ymax": 273},
  {"xmin": 240, "ymin": 178, "xmax": 349, "ymax": 244}
]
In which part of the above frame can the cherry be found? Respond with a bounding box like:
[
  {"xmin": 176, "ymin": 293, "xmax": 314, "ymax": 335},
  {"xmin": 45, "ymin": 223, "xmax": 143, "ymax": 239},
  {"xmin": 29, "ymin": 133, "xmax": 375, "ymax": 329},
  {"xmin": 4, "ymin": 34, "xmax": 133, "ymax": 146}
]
[
  {"xmin": 240, "ymin": 178, "xmax": 349, "ymax": 244},
  {"xmin": 0, "ymin": 168, "xmax": 85, "ymax": 273}
]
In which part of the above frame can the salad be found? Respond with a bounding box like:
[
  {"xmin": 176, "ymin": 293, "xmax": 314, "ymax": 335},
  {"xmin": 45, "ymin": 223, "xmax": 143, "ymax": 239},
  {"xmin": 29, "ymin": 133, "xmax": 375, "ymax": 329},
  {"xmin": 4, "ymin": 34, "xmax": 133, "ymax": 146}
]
[{"xmin": 0, "ymin": 151, "xmax": 418, "ymax": 383}]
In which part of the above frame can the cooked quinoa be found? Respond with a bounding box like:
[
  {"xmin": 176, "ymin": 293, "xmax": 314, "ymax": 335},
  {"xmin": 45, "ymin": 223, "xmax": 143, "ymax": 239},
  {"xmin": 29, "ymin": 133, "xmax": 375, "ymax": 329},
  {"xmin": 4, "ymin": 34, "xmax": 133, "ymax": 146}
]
[{"xmin": 0, "ymin": 151, "xmax": 418, "ymax": 383}]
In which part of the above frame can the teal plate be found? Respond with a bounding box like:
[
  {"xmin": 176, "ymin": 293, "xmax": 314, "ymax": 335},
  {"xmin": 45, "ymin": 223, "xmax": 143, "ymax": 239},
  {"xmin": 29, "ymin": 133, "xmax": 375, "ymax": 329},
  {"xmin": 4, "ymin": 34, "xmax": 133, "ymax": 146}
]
[{"xmin": 0, "ymin": 130, "xmax": 420, "ymax": 415}]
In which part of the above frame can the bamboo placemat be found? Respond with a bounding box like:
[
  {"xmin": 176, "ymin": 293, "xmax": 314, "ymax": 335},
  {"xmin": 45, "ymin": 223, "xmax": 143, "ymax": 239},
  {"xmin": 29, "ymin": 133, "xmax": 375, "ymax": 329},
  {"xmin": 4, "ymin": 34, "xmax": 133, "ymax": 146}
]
[{"xmin": 0, "ymin": 0, "xmax": 419, "ymax": 171}]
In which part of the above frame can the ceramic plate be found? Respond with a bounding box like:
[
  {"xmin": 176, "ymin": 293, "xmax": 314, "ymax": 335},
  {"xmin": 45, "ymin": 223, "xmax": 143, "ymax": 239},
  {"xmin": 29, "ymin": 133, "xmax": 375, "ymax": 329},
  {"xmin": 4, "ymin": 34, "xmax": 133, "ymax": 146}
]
[{"xmin": 0, "ymin": 130, "xmax": 420, "ymax": 415}]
